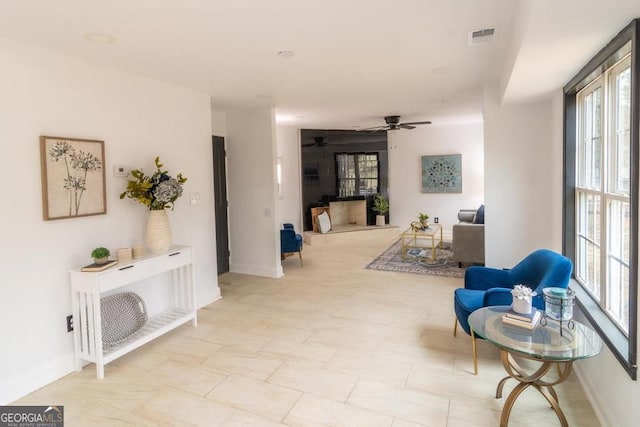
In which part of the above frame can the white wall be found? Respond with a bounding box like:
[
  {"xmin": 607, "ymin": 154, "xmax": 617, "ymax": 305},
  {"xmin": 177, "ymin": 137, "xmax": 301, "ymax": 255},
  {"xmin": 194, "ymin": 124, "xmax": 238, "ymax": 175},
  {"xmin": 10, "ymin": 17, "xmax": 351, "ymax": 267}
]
[
  {"xmin": 276, "ymin": 125, "xmax": 302, "ymax": 233},
  {"xmin": 484, "ymin": 83, "xmax": 640, "ymax": 427},
  {"xmin": 483, "ymin": 83, "xmax": 562, "ymax": 267},
  {"xmin": 212, "ymin": 109, "xmax": 227, "ymax": 136},
  {"xmin": 226, "ymin": 108, "xmax": 282, "ymax": 278},
  {"xmin": 0, "ymin": 38, "xmax": 220, "ymax": 404},
  {"xmin": 387, "ymin": 123, "xmax": 484, "ymax": 240}
]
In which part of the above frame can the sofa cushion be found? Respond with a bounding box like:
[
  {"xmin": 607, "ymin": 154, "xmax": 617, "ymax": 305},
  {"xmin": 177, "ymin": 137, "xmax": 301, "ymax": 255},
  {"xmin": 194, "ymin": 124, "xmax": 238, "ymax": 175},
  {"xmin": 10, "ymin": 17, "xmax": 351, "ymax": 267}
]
[{"xmin": 473, "ymin": 204, "xmax": 485, "ymax": 224}]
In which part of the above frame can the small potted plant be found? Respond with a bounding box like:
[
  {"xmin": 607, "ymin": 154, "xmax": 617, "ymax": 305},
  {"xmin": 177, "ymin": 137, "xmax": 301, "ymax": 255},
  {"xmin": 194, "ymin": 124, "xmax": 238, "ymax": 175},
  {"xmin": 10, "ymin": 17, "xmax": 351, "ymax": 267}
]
[
  {"xmin": 372, "ymin": 194, "xmax": 390, "ymax": 226},
  {"xmin": 418, "ymin": 212, "xmax": 430, "ymax": 228},
  {"xmin": 91, "ymin": 247, "xmax": 111, "ymax": 265},
  {"xmin": 511, "ymin": 284, "xmax": 537, "ymax": 314}
]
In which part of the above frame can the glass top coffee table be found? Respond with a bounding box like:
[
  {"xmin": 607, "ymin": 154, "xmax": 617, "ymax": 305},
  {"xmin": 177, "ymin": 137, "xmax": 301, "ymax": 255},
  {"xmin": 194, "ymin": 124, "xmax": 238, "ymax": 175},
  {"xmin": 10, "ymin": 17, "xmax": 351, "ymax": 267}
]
[
  {"xmin": 468, "ymin": 306, "xmax": 602, "ymax": 427},
  {"xmin": 400, "ymin": 225, "xmax": 443, "ymax": 261}
]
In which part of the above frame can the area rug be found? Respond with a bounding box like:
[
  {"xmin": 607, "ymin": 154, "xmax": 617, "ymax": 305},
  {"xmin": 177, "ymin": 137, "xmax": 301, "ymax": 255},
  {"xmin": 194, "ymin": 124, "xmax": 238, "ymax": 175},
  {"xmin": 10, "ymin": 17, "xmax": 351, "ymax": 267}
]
[{"xmin": 366, "ymin": 239, "xmax": 466, "ymax": 278}]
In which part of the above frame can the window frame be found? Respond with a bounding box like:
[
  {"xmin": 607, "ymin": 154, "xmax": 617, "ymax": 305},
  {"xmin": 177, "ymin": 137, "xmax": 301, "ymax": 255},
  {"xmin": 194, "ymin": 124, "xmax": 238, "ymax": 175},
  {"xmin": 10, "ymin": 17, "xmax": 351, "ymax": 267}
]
[
  {"xmin": 563, "ymin": 19, "xmax": 639, "ymax": 379},
  {"xmin": 335, "ymin": 152, "xmax": 380, "ymax": 198}
]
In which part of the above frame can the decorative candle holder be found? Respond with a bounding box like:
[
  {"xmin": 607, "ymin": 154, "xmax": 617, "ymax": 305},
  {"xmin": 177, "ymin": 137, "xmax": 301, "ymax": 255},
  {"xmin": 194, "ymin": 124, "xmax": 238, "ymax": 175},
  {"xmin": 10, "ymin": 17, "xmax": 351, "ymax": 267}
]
[{"xmin": 540, "ymin": 287, "xmax": 576, "ymax": 336}]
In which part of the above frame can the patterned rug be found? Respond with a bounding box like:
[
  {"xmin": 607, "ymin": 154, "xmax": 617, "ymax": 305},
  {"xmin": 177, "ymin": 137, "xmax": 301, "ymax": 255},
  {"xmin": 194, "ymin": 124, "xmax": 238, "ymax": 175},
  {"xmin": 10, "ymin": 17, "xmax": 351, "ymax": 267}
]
[{"xmin": 366, "ymin": 239, "xmax": 466, "ymax": 278}]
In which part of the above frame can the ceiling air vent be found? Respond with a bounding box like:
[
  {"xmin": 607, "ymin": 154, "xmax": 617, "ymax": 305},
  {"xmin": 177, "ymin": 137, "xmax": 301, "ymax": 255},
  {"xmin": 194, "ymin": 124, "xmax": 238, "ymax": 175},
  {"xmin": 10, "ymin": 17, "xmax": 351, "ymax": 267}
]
[{"xmin": 468, "ymin": 28, "xmax": 496, "ymax": 46}]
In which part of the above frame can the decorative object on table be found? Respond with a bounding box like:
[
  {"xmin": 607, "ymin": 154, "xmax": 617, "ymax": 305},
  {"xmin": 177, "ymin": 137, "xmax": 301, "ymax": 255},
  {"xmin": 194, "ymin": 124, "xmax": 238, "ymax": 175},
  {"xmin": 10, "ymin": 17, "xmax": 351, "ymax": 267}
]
[
  {"xmin": 116, "ymin": 247, "xmax": 133, "ymax": 263},
  {"xmin": 540, "ymin": 287, "xmax": 576, "ymax": 335},
  {"xmin": 502, "ymin": 307, "xmax": 541, "ymax": 330},
  {"xmin": 132, "ymin": 246, "xmax": 145, "ymax": 259},
  {"xmin": 421, "ymin": 154, "xmax": 462, "ymax": 193},
  {"xmin": 366, "ymin": 239, "xmax": 464, "ymax": 278},
  {"xmin": 81, "ymin": 259, "xmax": 118, "ymax": 272},
  {"xmin": 120, "ymin": 157, "xmax": 187, "ymax": 254},
  {"xmin": 511, "ymin": 284, "xmax": 537, "ymax": 315},
  {"xmin": 418, "ymin": 212, "xmax": 430, "ymax": 228},
  {"xmin": 40, "ymin": 136, "xmax": 106, "ymax": 220},
  {"xmin": 100, "ymin": 292, "xmax": 148, "ymax": 347},
  {"xmin": 90, "ymin": 247, "xmax": 111, "ymax": 264},
  {"xmin": 409, "ymin": 221, "xmax": 423, "ymax": 232},
  {"xmin": 372, "ymin": 193, "xmax": 389, "ymax": 226}
]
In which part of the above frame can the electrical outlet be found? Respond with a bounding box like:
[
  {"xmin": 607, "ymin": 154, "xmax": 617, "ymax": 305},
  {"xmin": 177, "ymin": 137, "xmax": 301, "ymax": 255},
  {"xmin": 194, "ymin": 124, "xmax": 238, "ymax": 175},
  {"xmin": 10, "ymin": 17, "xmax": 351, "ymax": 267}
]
[
  {"xmin": 434, "ymin": 217, "xmax": 439, "ymax": 223},
  {"xmin": 66, "ymin": 315, "xmax": 73, "ymax": 332}
]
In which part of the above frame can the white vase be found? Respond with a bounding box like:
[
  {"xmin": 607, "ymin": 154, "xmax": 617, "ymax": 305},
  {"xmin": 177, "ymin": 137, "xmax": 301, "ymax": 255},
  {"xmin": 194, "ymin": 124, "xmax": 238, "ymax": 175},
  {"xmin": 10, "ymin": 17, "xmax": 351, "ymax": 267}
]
[
  {"xmin": 146, "ymin": 209, "xmax": 172, "ymax": 254},
  {"xmin": 512, "ymin": 297, "xmax": 532, "ymax": 315},
  {"xmin": 376, "ymin": 215, "xmax": 386, "ymax": 226}
]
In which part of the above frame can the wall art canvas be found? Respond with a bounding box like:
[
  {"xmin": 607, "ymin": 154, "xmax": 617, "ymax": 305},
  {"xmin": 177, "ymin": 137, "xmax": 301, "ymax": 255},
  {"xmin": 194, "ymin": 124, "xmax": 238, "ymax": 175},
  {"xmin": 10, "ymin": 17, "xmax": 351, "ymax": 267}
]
[
  {"xmin": 40, "ymin": 136, "xmax": 106, "ymax": 220},
  {"xmin": 421, "ymin": 154, "xmax": 462, "ymax": 193}
]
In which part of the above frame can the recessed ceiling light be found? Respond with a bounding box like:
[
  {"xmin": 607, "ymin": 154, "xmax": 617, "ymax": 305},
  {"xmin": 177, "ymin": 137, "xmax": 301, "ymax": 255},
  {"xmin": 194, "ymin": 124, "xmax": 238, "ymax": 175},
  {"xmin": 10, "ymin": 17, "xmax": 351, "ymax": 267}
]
[
  {"xmin": 84, "ymin": 32, "xmax": 116, "ymax": 44},
  {"xmin": 277, "ymin": 50, "xmax": 296, "ymax": 58}
]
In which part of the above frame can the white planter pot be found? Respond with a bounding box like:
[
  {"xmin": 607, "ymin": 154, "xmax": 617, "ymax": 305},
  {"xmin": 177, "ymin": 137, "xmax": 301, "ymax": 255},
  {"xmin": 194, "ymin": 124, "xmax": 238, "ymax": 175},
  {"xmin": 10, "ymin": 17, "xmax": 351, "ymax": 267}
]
[
  {"xmin": 512, "ymin": 297, "xmax": 532, "ymax": 315},
  {"xmin": 376, "ymin": 215, "xmax": 386, "ymax": 226},
  {"xmin": 146, "ymin": 209, "xmax": 172, "ymax": 254}
]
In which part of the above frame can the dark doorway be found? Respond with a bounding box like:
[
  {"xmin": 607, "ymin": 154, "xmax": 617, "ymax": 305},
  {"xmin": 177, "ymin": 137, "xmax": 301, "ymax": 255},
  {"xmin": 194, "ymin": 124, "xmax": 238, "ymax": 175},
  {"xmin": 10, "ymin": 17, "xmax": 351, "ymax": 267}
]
[{"xmin": 212, "ymin": 135, "xmax": 229, "ymax": 274}]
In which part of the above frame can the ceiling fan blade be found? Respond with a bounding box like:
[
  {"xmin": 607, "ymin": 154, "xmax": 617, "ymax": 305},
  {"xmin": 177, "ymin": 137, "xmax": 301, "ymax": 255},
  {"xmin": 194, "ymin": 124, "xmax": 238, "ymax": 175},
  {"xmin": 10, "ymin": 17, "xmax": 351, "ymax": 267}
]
[
  {"xmin": 357, "ymin": 125, "xmax": 389, "ymax": 132},
  {"xmin": 399, "ymin": 124, "xmax": 416, "ymax": 130},
  {"xmin": 401, "ymin": 121, "xmax": 432, "ymax": 126}
]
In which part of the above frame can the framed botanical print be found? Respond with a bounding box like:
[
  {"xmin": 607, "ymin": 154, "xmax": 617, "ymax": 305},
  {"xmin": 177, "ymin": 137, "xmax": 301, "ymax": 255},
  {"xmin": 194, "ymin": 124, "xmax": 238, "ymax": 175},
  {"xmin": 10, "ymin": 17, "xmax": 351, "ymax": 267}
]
[{"xmin": 40, "ymin": 136, "xmax": 106, "ymax": 220}]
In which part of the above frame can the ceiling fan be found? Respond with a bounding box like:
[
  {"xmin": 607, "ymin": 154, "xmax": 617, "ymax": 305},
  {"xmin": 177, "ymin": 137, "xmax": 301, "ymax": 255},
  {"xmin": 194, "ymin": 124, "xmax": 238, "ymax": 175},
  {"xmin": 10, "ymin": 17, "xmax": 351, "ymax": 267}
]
[
  {"xmin": 302, "ymin": 136, "xmax": 329, "ymax": 147},
  {"xmin": 361, "ymin": 115, "xmax": 432, "ymax": 131}
]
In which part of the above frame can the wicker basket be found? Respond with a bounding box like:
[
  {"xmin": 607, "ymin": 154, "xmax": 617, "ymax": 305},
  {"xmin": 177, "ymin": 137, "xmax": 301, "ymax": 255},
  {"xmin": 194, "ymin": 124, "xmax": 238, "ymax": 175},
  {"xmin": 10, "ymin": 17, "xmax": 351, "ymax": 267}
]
[{"xmin": 100, "ymin": 292, "xmax": 148, "ymax": 347}]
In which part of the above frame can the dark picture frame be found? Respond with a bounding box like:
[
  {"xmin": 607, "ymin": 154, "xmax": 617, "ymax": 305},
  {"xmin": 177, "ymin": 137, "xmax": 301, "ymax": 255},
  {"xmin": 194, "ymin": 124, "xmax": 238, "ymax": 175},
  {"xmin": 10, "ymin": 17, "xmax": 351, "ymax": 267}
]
[{"xmin": 40, "ymin": 136, "xmax": 106, "ymax": 220}]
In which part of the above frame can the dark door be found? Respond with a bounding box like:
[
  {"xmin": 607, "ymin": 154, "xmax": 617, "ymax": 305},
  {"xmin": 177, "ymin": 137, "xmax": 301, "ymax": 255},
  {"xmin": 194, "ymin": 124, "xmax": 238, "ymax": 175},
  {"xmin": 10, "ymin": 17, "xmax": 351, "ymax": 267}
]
[{"xmin": 212, "ymin": 136, "xmax": 230, "ymax": 274}]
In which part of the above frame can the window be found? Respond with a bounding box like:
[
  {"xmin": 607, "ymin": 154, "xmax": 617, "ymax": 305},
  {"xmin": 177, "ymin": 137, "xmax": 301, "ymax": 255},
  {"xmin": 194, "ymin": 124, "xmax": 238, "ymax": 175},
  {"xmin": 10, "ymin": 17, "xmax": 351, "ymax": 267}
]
[
  {"xmin": 335, "ymin": 153, "xmax": 379, "ymax": 197},
  {"xmin": 576, "ymin": 56, "xmax": 631, "ymax": 332},
  {"xmin": 564, "ymin": 20, "xmax": 638, "ymax": 379}
]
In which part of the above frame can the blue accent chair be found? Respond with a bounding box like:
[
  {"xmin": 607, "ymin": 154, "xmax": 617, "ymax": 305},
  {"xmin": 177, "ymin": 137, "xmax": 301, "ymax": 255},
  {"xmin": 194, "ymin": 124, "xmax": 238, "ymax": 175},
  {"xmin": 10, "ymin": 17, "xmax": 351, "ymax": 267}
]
[
  {"xmin": 280, "ymin": 223, "xmax": 303, "ymax": 266},
  {"xmin": 453, "ymin": 249, "xmax": 572, "ymax": 374}
]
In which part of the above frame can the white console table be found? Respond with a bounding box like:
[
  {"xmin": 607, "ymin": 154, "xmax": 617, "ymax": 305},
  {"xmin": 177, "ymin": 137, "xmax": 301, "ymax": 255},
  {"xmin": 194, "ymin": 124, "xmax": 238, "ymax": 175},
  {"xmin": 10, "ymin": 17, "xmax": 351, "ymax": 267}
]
[{"xmin": 69, "ymin": 245, "xmax": 197, "ymax": 379}]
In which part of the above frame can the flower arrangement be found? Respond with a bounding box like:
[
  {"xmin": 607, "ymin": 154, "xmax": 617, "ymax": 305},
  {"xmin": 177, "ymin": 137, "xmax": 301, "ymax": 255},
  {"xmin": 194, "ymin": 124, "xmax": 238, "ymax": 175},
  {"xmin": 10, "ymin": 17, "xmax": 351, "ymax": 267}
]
[
  {"xmin": 511, "ymin": 284, "xmax": 537, "ymax": 302},
  {"xmin": 120, "ymin": 157, "xmax": 187, "ymax": 210}
]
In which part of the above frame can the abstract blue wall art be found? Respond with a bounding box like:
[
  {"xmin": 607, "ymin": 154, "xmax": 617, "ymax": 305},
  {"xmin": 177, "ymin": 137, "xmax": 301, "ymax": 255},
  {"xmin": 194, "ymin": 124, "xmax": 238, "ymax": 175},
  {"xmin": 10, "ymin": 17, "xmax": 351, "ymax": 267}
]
[{"xmin": 421, "ymin": 154, "xmax": 462, "ymax": 193}]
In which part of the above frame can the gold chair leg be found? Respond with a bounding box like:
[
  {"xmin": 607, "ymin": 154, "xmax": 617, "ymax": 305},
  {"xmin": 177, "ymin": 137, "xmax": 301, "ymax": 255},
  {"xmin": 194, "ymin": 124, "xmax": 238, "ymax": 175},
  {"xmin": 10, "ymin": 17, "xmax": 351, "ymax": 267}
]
[
  {"xmin": 471, "ymin": 328, "xmax": 478, "ymax": 375},
  {"xmin": 453, "ymin": 318, "xmax": 458, "ymax": 337},
  {"xmin": 298, "ymin": 251, "xmax": 303, "ymax": 267}
]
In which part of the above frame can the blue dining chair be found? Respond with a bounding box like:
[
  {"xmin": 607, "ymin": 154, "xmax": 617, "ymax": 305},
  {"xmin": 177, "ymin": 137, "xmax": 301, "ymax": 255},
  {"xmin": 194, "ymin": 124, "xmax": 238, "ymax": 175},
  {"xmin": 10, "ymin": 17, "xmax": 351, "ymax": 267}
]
[
  {"xmin": 453, "ymin": 249, "xmax": 572, "ymax": 374},
  {"xmin": 280, "ymin": 223, "xmax": 303, "ymax": 266}
]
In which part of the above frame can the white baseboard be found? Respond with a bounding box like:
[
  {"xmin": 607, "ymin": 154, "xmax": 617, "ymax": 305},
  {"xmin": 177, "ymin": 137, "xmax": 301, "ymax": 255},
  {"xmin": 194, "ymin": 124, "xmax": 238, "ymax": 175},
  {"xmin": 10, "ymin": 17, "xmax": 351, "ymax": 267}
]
[
  {"xmin": 0, "ymin": 355, "xmax": 74, "ymax": 405},
  {"xmin": 197, "ymin": 288, "xmax": 222, "ymax": 309},
  {"xmin": 230, "ymin": 262, "xmax": 283, "ymax": 278},
  {"xmin": 574, "ymin": 363, "xmax": 611, "ymax": 427}
]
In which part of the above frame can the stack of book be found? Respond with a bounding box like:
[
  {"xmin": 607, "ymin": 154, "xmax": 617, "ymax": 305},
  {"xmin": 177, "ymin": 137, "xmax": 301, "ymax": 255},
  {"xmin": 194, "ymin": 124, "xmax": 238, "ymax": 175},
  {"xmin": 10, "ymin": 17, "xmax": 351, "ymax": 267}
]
[
  {"xmin": 502, "ymin": 307, "xmax": 541, "ymax": 330},
  {"xmin": 81, "ymin": 260, "xmax": 118, "ymax": 272}
]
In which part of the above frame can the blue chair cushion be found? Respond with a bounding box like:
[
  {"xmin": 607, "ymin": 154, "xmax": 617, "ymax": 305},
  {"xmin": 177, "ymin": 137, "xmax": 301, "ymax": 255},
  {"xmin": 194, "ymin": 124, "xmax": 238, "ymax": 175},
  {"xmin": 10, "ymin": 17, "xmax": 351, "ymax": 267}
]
[{"xmin": 454, "ymin": 288, "xmax": 484, "ymax": 335}]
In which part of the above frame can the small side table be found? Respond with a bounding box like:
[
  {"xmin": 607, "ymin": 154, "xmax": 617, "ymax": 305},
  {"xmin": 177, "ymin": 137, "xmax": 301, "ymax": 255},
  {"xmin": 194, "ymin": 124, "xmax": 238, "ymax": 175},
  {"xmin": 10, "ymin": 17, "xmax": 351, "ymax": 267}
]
[
  {"xmin": 468, "ymin": 306, "xmax": 602, "ymax": 427},
  {"xmin": 400, "ymin": 225, "xmax": 443, "ymax": 261}
]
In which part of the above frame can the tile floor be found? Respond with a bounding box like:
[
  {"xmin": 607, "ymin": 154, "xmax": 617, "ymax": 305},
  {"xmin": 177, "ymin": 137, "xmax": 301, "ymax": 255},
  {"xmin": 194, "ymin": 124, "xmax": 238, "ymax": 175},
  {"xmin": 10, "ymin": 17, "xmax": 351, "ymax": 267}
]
[{"xmin": 15, "ymin": 232, "xmax": 601, "ymax": 426}]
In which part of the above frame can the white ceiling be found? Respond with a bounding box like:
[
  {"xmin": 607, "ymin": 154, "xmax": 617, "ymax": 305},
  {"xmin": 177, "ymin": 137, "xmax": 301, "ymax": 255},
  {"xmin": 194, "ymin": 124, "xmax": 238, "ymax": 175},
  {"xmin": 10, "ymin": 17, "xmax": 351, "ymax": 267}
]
[{"xmin": 1, "ymin": 0, "xmax": 639, "ymax": 129}]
